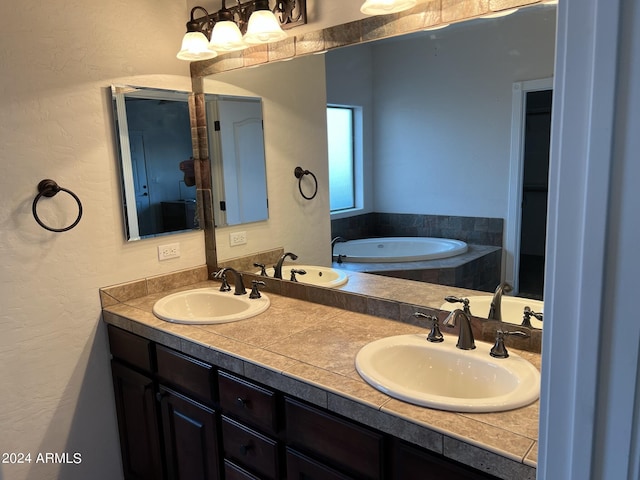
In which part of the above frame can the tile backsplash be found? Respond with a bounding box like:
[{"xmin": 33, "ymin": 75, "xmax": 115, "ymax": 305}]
[{"xmin": 331, "ymin": 213, "xmax": 504, "ymax": 247}]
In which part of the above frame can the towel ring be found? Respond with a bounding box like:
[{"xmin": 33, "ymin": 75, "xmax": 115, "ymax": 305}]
[
  {"xmin": 32, "ymin": 179, "xmax": 83, "ymax": 232},
  {"xmin": 294, "ymin": 166, "xmax": 318, "ymax": 200}
]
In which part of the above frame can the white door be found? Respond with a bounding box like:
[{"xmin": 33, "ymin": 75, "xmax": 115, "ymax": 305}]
[{"xmin": 217, "ymin": 98, "xmax": 268, "ymax": 225}]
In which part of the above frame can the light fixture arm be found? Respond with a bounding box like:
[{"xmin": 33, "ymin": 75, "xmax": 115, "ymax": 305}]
[
  {"xmin": 185, "ymin": 6, "xmax": 215, "ymax": 37},
  {"xmin": 188, "ymin": 0, "xmax": 306, "ymax": 36}
]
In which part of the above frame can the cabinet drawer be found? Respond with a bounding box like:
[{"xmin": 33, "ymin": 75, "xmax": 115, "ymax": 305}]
[
  {"xmin": 224, "ymin": 460, "xmax": 261, "ymax": 480},
  {"xmin": 222, "ymin": 416, "xmax": 280, "ymax": 480},
  {"xmin": 285, "ymin": 398, "xmax": 383, "ymax": 480},
  {"xmin": 286, "ymin": 448, "xmax": 354, "ymax": 480},
  {"xmin": 391, "ymin": 439, "xmax": 499, "ymax": 480},
  {"xmin": 108, "ymin": 325, "xmax": 153, "ymax": 373},
  {"xmin": 156, "ymin": 345, "xmax": 216, "ymax": 405},
  {"xmin": 218, "ymin": 371, "xmax": 278, "ymax": 433}
]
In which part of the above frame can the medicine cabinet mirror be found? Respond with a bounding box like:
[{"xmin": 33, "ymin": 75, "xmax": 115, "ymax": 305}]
[{"xmin": 111, "ymin": 86, "xmax": 268, "ymax": 240}]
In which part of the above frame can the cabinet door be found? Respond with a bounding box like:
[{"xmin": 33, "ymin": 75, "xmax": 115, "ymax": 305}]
[
  {"xmin": 159, "ymin": 386, "xmax": 221, "ymax": 480},
  {"xmin": 110, "ymin": 361, "xmax": 164, "ymax": 480}
]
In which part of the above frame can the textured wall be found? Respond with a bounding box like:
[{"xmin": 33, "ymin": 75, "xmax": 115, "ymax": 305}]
[{"xmin": 0, "ymin": 1, "xmax": 204, "ymax": 479}]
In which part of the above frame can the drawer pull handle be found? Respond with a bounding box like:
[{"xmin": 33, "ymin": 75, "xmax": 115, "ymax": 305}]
[
  {"xmin": 239, "ymin": 444, "xmax": 253, "ymax": 455},
  {"xmin": 236, "ymin": 397, "xmax": 249, "ymax": 408}
]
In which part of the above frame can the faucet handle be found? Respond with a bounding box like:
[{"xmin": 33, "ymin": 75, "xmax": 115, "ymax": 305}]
[
  {"xmin": 444, "ymin": 295, "xmax": 470, "ymax": 307},
  {"xmin": 413, "ymin": 312, "xmax": 444, "ymax": 343},
  {"xmin": 521, "ymin": 306, "xmax": 543, "ymax": 328},
  {"xmin": 490, "ymin": 329, "xmax": 529, "ymax": 358},
  {"xmin": 444, "ymin": 295, "xmax": 471, "ymax": 314},
  {"xmin": 290, "ymin": 269, "xmax": 307, "ymax": 282},
  {"xmin": 218, "ymin": 273, "xmax": 231, "ymax": 292},
  {"xmin": 253, "ymin": 263, "xmax": 268, "ymax": 276},
  {"xmin": 249, "ymin": 280, "xmax": 266, "ymax": 299}
]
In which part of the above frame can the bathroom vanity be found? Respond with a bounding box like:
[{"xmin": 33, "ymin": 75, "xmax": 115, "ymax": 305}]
[{"xmin": 101, "ymin": 267, "xmax": 539, "ymax": 480}]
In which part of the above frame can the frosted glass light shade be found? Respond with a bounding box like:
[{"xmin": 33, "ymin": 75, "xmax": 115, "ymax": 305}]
[
  {"xmin": 210, "ymin": 21, "xmax": 247, "ymax": 52},
  {"xmin": 360, "ymin": 0, "xmax": 417, "ymax": 15},
  {"xmin": 177, "ymin": 31, "xmax": 217, "ymax": 60},
  {"xmin": 243, "ymin": 10, "xmax": 287, "ymax": 44}
]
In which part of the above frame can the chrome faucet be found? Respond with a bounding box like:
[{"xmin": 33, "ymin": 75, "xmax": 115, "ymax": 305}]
[
  {"xmin": 273, "ymin": 252, "xmax": 298, "ymax": 279},
  {"xmin": 213, "ymin": 268, "xmax": 246, "ymax": 295},
  {"xmin": 442, "ymin": 296, "xmax": 475, "ymax": 350},
  {"xmin": 487, "ymin": 282, "xmax": 513, "ymax": 321}
]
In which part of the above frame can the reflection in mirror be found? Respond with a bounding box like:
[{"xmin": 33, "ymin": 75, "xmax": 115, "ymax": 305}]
[
  {"xmin": 324, "ymin": 6, "xmax": 555, "ymax": 301},
  {"xmin": 202, "ymin": 4, "xmax": 555, "ymax": 320},
  {"xmin": 111, "ymin": 86, "xmax": 199, "ymax": 241},
  {"xmin": 205, "ymin": 94, "xmax": 268, "ymax": 227}
]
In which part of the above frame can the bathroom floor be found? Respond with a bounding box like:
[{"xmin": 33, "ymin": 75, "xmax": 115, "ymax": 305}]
[{"xmin": 519, "ymin": 254, "xmax": 544, "ymax": 300}]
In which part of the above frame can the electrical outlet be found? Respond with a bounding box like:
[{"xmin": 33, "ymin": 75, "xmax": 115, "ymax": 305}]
[
  {"xmin": 158, "ymin": 242, "xmax": 180, "ymax": 261},
  {"xmin": 229, "ymin": 231, "xmax": 247, "ymax": 246}
]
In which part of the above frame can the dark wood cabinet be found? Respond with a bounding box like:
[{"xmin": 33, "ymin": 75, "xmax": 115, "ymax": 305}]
[
  {"xmin": 109, "ymin": 326, "xmax": 221, "ymax": 480},
  {"xmin": 108, "ymin": 325, "xmax": 500, "ymax": 480},
  {"xmin": 285, "ymin": 448, "xmax": 353, "ymax": 480},
  {"xmin": 285, "ymin": 397, "xmax": 384, "ymax": 479},
  {"xmin": 222, "ymin": 415, "xmax": 280, "ymax": 479},
  {"xmin": 159, "ymin": 387, "xmax": 220, "ymax": 480},
  {"xmin": 391, "ymin": 439, "xmax": 499, "ymax": 480},
  {"xmin": 110, "ymin": 361, "xmax": 163, "ymax": 480}
]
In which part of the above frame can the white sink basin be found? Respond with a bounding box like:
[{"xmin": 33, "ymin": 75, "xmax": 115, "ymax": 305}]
[
  {"xmin": 153, "ymin": 288, "xmax": 270, "ymax": 324},
  {"xmin": 356, "ymin": 334, "xmax": 540, "ymax": 412},
  {"xmin": 261, "ymin": 265, "xmax": 348, "ymax": 288},
  {"xmin": 440, "ymin": 296, "xmax": 544, "ymax": 329}
]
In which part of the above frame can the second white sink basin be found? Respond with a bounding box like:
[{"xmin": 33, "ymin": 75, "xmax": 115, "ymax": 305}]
[
  {"xmin": 153, "ymin": 288, "xmax": 270, "ymax": 324},
  {"xmin": 356, "ymin": 334, "xmax": 540, "ymax": 412},
  {"xmin": 440, "ymin": 296, "xmax": 544, "ymax": 329},
  {"xmin": 262, "ymin": 265, "xmax": 348, "ymax": 288}
]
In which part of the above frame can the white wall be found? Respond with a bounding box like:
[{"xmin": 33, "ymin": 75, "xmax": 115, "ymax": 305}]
[
  {"xmin": 0, "ymin": 1, "xmax": 203, "ymax": 479},
  {"xmin": 325, "ymin": 43, "xmax": 376, "ymax": 217},
  {"xmin": 371, "ymin": 7, "xmax": 555, "ymax": 218},
  {"xmin": 205, "ymin": 56, "xmax": 333, "ymax": 266}
]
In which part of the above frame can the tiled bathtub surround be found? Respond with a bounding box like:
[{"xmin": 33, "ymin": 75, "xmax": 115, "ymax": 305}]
[
  {"xmin": 330, "ymin": 213, "xmax": 503, "ymax": 291},
  {"xmin": 331, "ymin": 213, "xmax": 504, "ymax": 247}
]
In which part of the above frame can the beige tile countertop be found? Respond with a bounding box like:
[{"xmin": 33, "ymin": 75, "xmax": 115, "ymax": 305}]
[{"xmin": 101, "ymin": 266, "xmax": 539, "ymax": 480}]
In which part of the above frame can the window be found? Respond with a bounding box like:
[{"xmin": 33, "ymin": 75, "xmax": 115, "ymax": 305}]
[{"xmin": 327, "ymin": 106, "xmax": 356, "ymax": 212}]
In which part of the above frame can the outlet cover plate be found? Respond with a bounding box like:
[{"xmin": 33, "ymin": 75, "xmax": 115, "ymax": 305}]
[
  {"xmin": 229, "ymin": 231, "xmax": 247, "ymax": 246},
  {"xmin": 158, "ymin": 243, "xmax": 180, "ymax": 261}
]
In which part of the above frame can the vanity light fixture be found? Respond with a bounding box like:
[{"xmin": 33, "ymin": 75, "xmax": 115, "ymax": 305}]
[
  {"xmin": 244, "ymin": 0, "xmax": 287, "ymax": 44},
  {"xmin": 209, "ymin": 1, "xmax": 247, "ymax": 52},
  {"xmin": 177, "ymin": 0, "xmax": 306, "ymax": 60},
  {"xmin": 177, "ymin": 6, "xmax": 217, "ymax": 61},
  {"xmin": 360, "ymin": 0, "xmax": 417, "ymax": 15}
]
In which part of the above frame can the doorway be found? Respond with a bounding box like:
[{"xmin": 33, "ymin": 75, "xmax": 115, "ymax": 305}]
[
  {"xmin": 518, "ymin": 90, "xmax": 552, "ymax": 299},
  {"xmin": 505, "ymin": 78, "xmax": 553, "ymax": 298}
]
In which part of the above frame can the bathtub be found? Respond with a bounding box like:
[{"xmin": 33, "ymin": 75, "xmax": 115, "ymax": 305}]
[{"xmin": 333, "ymin": 237, "xmax": 468, "ymax": 263}]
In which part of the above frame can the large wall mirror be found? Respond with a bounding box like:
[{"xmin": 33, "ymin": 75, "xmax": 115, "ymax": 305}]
[
  {"xmin": 196, "ymin": 2, "xmax": 556, "ymax": 319},
  {"xmin": 111, "ymin": 86, "xmax": 268, "ymax": 240}
]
